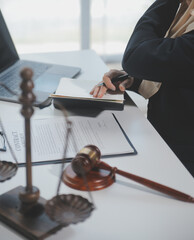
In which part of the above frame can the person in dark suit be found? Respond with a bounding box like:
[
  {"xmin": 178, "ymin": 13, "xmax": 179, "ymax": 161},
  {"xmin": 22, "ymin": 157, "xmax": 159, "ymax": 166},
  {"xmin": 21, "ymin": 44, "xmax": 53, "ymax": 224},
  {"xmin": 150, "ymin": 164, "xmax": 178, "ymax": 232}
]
[{"xmin": 90, "ymin": 0, "xmax": 194, "ymax": 176}]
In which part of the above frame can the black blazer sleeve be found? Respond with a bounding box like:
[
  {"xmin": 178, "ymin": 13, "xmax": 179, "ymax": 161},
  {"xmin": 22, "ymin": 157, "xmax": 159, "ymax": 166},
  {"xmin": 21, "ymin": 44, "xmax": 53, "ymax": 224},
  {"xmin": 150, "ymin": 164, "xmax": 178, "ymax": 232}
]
[{"xmin": 122, "ymin": 0, "xmax": 194, "ymax": 85}]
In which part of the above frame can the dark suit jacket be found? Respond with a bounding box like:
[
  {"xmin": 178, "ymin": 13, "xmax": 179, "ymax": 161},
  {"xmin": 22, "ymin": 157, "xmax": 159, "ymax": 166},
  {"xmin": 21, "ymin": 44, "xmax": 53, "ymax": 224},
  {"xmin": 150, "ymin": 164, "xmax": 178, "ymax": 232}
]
[{"xmin": 122, "ymin": 0, "xmax": 194, "ymax": 175}]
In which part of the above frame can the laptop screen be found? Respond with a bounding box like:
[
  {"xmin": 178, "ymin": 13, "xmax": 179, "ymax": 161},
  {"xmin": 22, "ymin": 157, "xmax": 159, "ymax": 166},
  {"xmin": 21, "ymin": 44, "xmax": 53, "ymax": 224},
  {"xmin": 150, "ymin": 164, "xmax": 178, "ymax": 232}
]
[{"xmin": 0, "ymin": 10, "xmax": 19, "ymax": 73}]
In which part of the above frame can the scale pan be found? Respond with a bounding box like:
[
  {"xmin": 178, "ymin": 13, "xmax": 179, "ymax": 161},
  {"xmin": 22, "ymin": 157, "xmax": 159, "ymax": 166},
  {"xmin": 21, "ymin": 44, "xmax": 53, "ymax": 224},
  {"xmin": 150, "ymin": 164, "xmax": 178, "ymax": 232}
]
[
  {"xmin": 0, "ymin": 161, "xmax": 18, "ymax": 182},
  {"xmin": 45, "ymin": 194, "xmax": 94, "ymax": 227}
]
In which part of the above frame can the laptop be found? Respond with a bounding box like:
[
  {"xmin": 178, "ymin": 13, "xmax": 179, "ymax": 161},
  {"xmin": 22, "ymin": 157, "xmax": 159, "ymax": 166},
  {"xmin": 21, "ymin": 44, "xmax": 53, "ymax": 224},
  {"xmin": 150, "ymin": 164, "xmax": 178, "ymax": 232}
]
[{"xmin": 0, "ymin": 10, "xmax": 81, "ymax": 108}]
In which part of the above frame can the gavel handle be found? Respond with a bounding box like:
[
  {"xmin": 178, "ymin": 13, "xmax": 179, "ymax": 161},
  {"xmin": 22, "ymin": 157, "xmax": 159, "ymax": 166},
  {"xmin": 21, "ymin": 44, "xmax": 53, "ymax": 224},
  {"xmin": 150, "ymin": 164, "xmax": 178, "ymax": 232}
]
[{"xmin": 97, "ymin": 161, "xmax": 194, "ymax": 203}]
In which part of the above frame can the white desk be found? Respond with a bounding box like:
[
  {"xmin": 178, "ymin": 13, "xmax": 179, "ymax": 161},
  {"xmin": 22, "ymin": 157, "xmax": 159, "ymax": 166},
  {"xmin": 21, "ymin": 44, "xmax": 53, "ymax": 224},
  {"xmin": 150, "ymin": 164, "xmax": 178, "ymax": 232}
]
[{"xmin": 0, "ymin": 50, "xmax": 194, "ymax": 240}]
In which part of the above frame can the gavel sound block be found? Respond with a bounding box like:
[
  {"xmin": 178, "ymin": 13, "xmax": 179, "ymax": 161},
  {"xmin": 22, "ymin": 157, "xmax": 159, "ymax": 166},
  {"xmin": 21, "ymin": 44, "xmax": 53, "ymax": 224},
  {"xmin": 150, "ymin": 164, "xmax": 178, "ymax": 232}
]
[
  {"xmin": 63, "ymin": 145, "xmax": 194, "ymax": 202},
  {"xmin": 63, "ymin": 145, "xmax": 115, "ymax": 191}
]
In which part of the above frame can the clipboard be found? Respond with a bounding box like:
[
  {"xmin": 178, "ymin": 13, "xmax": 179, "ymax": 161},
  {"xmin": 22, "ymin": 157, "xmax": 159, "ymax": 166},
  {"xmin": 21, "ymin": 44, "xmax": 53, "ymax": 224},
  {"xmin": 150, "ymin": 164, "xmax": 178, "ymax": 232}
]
[{"xmin": 2, "ymin": 113, "xmax": 137, "ymax": 167}]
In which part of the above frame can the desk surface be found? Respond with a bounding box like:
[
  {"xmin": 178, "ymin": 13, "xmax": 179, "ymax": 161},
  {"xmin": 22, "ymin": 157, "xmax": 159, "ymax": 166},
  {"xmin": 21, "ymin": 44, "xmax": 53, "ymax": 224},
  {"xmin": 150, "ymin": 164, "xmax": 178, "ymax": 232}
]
[{"xmin": 0, "ymin": 50, "xmax": 194, "ymax": 240}]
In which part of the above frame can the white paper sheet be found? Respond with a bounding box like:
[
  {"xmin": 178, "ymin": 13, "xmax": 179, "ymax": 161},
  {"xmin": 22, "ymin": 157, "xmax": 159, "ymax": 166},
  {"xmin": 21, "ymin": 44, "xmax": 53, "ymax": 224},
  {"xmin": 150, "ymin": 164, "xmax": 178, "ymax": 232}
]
[{"xmin": 0, "ymin": 112, "xmax": 134, "ymax": 164}]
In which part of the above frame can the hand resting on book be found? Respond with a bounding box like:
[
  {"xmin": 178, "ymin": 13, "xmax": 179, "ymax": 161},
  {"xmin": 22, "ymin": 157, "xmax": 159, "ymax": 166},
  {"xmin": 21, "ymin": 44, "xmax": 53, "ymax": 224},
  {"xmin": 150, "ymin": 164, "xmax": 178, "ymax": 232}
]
[{"xmin": 90, "ymin": 69, "xmax": 134, "ymax": 98}]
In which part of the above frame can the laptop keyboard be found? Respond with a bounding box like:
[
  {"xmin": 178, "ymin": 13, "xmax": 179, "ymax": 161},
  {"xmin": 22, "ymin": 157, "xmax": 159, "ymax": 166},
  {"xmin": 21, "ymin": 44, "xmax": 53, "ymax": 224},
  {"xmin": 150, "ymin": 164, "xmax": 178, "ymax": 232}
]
[{"xmin": 0, "ymin": 60, "xmax": 52, "ymax": 97}]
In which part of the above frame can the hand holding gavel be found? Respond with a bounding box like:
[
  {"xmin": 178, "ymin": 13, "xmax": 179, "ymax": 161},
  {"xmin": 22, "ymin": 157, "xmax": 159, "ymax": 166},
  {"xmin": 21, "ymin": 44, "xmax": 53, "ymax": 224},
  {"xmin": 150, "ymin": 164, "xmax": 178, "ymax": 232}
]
[{"xmin": 71, "ymin": 145, "xmax": 194, "ymax": 203}]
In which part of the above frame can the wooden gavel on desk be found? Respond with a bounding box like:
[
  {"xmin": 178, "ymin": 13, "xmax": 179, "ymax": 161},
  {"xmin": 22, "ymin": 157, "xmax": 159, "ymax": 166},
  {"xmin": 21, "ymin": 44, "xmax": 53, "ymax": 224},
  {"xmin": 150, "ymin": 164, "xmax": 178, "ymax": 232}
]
[{"xmin": 67, "ymin": 145, "xmax": 194, "ymax": 203}]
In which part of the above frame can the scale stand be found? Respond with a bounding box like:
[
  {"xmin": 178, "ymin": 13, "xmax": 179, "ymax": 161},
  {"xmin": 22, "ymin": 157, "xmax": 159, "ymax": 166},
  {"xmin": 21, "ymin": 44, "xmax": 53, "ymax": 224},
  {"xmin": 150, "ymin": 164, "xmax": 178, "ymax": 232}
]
[
  {"xmin": 0, "ymin": 68, "xmax": 61, "ymax": 239},
  {"xmin": 0, "ymin": 68, "xmax": 94, "ymax": 239},
  {"xmin": 0, "ymin": 186, "xmax": 62, "ymax": 240}
]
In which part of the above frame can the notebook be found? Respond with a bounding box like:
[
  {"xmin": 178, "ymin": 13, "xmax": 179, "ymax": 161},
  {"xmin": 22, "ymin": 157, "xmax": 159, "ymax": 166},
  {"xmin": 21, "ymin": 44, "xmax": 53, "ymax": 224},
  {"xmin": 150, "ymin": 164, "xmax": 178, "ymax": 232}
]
[
  {"xmin": 0, "ymin": 10, "xmax": 81, "ymax": 108},
  {"xmin": 51, "ymin": 77, "xmax": 125, "ymax": 110}
]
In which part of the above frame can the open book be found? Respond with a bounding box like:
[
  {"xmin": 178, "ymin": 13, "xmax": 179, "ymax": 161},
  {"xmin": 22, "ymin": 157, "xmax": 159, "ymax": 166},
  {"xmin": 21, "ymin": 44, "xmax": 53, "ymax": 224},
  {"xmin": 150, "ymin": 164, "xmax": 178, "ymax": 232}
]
[{"xmin": 50, "ymin": 78, "xmax": 124, "ymax": 110}]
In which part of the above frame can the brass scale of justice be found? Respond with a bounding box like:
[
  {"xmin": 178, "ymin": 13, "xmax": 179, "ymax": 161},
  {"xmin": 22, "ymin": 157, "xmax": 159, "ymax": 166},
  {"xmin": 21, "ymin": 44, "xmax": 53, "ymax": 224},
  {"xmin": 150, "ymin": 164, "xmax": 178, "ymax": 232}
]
[{"xmin": 0, "ymin": 68, "xmax": 193, "ymax": 240}]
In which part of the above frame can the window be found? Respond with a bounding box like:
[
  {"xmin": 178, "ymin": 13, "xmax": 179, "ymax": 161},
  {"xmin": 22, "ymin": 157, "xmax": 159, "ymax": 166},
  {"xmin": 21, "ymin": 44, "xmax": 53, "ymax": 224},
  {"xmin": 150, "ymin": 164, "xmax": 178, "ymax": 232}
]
[
  {"xmin": 1, "ymin": 0, "xmax": 80, "ymax": 53},
  {"xmin": 91, "ymin": 0, "xmax": 153, "ymax": 62},
  {"xmin": 1, "ymin": 0, "xmax": 153, "ymax": 62}
]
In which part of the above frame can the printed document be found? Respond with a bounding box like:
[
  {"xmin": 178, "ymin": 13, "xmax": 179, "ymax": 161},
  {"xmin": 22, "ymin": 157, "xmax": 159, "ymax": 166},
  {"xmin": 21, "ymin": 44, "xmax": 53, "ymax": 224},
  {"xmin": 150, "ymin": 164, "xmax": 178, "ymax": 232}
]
[{"xmin": 1, "ymin": 112, "xmax": 135, "ymax": 164}]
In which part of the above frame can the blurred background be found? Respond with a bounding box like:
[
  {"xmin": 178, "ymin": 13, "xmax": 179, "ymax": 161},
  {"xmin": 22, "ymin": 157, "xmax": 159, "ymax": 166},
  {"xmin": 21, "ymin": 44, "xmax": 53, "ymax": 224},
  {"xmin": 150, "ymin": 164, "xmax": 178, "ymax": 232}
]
[
  {"xmin": 1, "ymin": 0, "xmax": 152, "ymax": 114},
  {"xmin": 0, "ymin": 0, "xmax": 153, "ymax": 61}
]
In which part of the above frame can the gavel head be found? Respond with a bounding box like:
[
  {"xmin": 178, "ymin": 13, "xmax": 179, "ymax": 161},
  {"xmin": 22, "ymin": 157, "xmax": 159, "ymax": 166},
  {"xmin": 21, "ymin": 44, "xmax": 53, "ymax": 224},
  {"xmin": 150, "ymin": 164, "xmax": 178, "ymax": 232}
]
[{"xmin": 71, "ymin": 145, "xmax": 101, "ymax": 176}]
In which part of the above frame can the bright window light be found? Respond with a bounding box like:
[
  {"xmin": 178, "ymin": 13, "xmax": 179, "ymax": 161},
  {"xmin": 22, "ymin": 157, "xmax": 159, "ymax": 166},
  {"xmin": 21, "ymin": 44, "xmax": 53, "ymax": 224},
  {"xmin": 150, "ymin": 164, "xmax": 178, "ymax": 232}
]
[
  {"xmin": 91, "ymin": 0, "xmax": 154, "ymax": 56},
  {"xmin": 1, "ymin": 0, "xmax": 80, "ymax": 54},
  {"xmin": 1, "ymin": 0, "xmax": 154, "ymax": 61}
]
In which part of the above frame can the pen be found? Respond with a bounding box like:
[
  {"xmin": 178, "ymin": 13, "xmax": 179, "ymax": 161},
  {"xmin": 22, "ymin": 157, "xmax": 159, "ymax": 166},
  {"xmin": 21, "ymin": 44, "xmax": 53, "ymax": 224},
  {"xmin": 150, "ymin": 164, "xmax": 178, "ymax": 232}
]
[{"xmin": 98, "ymin": 73, "xmax": 129, "ymax": 87}]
